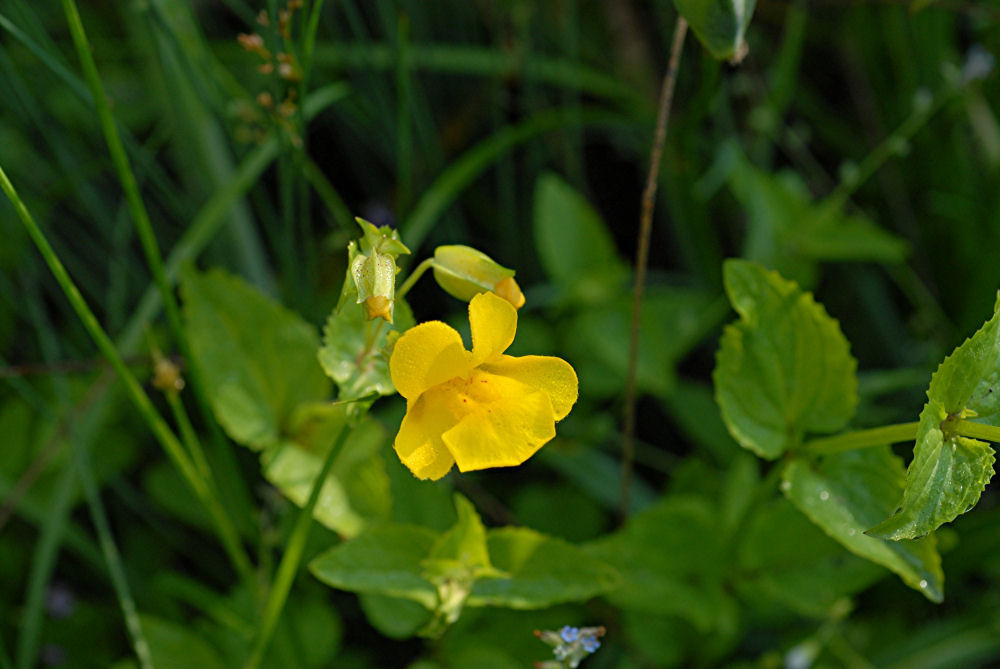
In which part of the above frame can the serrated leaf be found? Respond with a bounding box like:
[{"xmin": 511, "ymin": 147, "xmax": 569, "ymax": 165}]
[
  {"xmin": 674, "ymin": 0, "xmax": 757, "ymax": 62},
  {"xmin": 309, "ymin": 524, "xmax": 440, "ymax": 608},
  {"xmin": 467, "ymin": 527, "xmax": 619, "ymax": 609},
  {"xmin": 318, "ymin": 298, "xmax": 414, "ymax": 402},
  {"xmin": 868, "ymin": 403, "xmax": 996, "ymax": 541},
  {"xmin": 783, "ymin": 448, "xmax": 943, "ymax": 602},
  {"xmin": 713, "ymin": 260, "xmax": 858, "ymax": 459},
  {"xmin": 182, "ymin": 269, "xmax": 329, "ymax": 450},
  {"xmin": 868, "ymin": 303, "xmax": 1000, "ymax": 540},
  {"xmin": 263, "ymin": 410, "xmax": 391, "ymax": 537},
  {"xmin": 533, "ymin": 172, "xmax": 628, "ymax": 302},
  {"xmin": 585, "ymin": 496, "xmax": 729, "ymax": 632}
]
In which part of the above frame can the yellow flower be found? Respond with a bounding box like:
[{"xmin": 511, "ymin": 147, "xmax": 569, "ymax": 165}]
[{"xmin": 389, "ymin": 291, "xmax": 578, "ymax": 480}]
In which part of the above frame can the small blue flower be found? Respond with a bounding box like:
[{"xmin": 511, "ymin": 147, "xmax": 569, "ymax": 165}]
[
  {"xmin": 582, "ymin": 636, "xmax": 601, "ymax": 653},
  {"xmin": 560, "ymin": 625, "xmax": 580, "ymax": 643}
]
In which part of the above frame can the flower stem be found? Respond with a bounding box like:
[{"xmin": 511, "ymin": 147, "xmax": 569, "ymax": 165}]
[
  {"xmin": 397, "ymin": 257, "xmax": 435, "ymax": 301},
  {"xmin": 800, "ymin": 422, "xmax": 920, "ymax": 455},
  {"xmin": 244, "ymin": 427, "xmax": 349, "ymax": 669},
  {"xmin": 620, "ymin": 15, "xmax": 687, "ymax": 524},
  {"xmin": 951, "ymin": 419, "xmax": 1000, "ymax": 443}
]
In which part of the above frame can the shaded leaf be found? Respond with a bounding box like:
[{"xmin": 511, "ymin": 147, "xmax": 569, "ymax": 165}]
[
  {"xmin": 310, "ymin": 524, "xmax": 440, "ymax": 608},
  {"xmin": 182, "ymin": 268, "xmax": 329, "ymax": 450},
  {"xmin": 783, "ymin": 448, "xmax": 943, "ymax": 602},
  {"xmin": 533, "ymin": 172, "xmax": 627, "ymax": 302},
  {"xmin": 674, "ymin": 0, "xmax": 756, "ymax": 62},
  {"xmin": 137, "ymin": 614, "xmax": 226, "ymax": 669},
  {"xmin": 585, "ymin": 496, "xmax": 729, "ymax": 632},
  {"xmin": 468, "ymin": 527, "xmax": 619, "ymax": 609},
  {"xmin": 714, "ymin": 260, "xmax": 858, "ymax": 459}
]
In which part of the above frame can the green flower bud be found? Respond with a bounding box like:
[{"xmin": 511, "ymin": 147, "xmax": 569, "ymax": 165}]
[
  {"xmin": 432, "ymin": 245, "xmax": 525, "ymax": 309},
  {"xmin": 346, "ymin": 218, "xmax": 410, "ymax": 323}
]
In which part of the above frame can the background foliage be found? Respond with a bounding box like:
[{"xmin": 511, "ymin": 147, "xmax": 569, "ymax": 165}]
[{"xmin": 2, "ymin": 1, "xmax": 1000, "ymax": 667}]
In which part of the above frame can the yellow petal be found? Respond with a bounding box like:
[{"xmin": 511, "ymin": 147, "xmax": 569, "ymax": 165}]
[
  {"xmin": 442, "ymin": 390, "xmax": 556, "ymax": 472},
  {"xmin": 390, "ymin": 321, "xmax": 474, "ymax": 400},
  {"xmin": 469, "ymin": 291, "xmax": 517, "ymax": 365},
  {"xmin": 482, "ymin": 354, "xmax": 578, "ymax": 420},
  {"xmin": 394, "ymin": 394, "xmax": 462, "ymax": 480}
]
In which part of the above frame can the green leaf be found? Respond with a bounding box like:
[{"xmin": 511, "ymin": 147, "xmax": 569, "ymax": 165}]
[
  {"xmin": 425, "ymin": 494, "xmax": 494, "ymax": 576},
  {"xmin": 713, "ymin": 260, "xmax": 858, "ymax": 459},
  {"xmin": 533, "ymin": 172, "xmax": 627, "ymax": 302},
  {"xmin": 567, "ymin": 286, "xmax": 714, "ymax": 397},
  {"xmin": 736, "ymin": 497, "xmax": 887, "ymax": 616},
  {"xmin": 318, "ymin": 298, "xmax": 414, "ymax": 403},
  {"xmin": 309, "ymin": 524, "xmax": 440, "ymax": 608},
  {"xmin": 467, "ymin": 527, "xmax": 619, "ymax": 609},
  {"xmin": 783, "ymin": 448, "xmax": 944, "ymax": 602},
  {"xmin": 674, "ymin": 0, "xmax": 757, "ymax": 62},
  {"xmin": 730, "ymin": 163, "xmax": 908, "ymax": 286},
  {"xmin": 263, "ymin": 408, "xmax": 391, "ymax": 537},
  {"xmin": 868, "ymin": 303, "xmax": 1000, "ymax": 540},
  {"xmin": 182, "ymin": 268, "xmax": 330, "ymax": 450},
  {"xmin": 138, "ymin": 614, "xmax": 226, "ymax": 669},
  {"xmin": 585, "ymin": 496, "xmax": 729, "ymax": 632}
]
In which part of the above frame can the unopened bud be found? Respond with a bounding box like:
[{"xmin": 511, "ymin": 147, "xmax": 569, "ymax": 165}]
[
  {"xmin": 432, "ymin": 245, "xmax": 524, "ymax": 308},
  {"xmin": 345, "ymin": 218, "xmax": 410, "ymax": 323}
]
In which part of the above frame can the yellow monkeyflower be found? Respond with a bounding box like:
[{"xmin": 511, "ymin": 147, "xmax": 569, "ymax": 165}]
[{"xmin": 389, "ymin": 291, "xmax": 578, "ymax": 480}]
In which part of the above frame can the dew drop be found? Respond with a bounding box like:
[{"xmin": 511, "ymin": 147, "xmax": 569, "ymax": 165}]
[
  {"xmin": 847, "ymin": 528, "xmax": 856, "ymax": 537},
  {"xmin": 819, "ymin": 490, "xmax": 830, "ymax": 501},
  {"xmin": 919, "ymin": 579, "xmax": 928, "ymax": 589}
]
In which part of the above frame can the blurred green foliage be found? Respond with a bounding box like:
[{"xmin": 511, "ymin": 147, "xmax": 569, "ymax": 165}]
[{"xmin": 2, "ymin": 1, "xmax": 1000, "ymax": 668}]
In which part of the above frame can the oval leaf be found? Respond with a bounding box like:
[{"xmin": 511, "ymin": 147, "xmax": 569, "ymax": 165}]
[
  {"xmin": 783, "ymin": 448, "xmax": 944, "ymax": 602},
  {"xmin": 713, "ymin": 260, "xmax": 858, "ymax": 459},
  {"xmin": 674, "ymin": 0, "xmax": 756, "ymax": 62}
]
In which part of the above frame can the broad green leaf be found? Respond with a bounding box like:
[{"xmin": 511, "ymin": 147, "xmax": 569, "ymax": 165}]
[
  {"xmin": 425, "ymin": 494, "xmax": 493, "ymax": 575},
  {"xmin": 868, "ymin": 302, "xmax": 1000, "ymax": 540},
  {"xmin": 318, "ymin": 298, "xmax": 414, "ymax": 403},
  {"xmin": 262, "ymin": 409, "xmax": 391, "ymax": 537},
  {"xmin": 585, "ymin": 496, "xmax": 729, "ymax": 632},
  {"xmin": 783, "ymin": 448, "xmax": 943, "ymax": 602},
  {"xmin": 182, "ymin": 268, "xmax": 329, "ymax": 450},
  {"xmin": 736, "ymin": 497, "xmax": 886, "ymax": 616},
  {"xmin": 674, "ymin": 0, "xmax": 757, "ymax": 62},
  {"xmin": 730, "ymin": 162, "xmax": 908, "ymax": 287},
  {"xmin": 137, "ymin": 614, "xmax": 227, "ymax": 669},
  {"xmin": 713, "ymin": 260, "xmax": 858, "ymax": 459},
  {"xmin": 533, "ymin": 172, "xmax": 628, "ymax": 301},
  {"xmin": 467, "ymin": 527, "xmax": 619, "ymax": 609},
  {"xmin": 310, "ymin": 524, "xmax": 440, "ymax": 608},
  {"xmin": 359, "ymin": 593, "xmax": 432, "ymax": 639},
  {"xmin": 567, "ymin": 286, "xmax": 714, "ymax": 397}
]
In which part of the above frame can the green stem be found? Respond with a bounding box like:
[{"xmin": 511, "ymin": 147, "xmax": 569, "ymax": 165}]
[
  {"xmin": 166, "ymin": 390, "xmax": 212, "ymax": 481},
  {"xmin": 244, "ymin": 427, "xmax": 349, "ymax": 669},
  {"xmin": 61, "ymin": 0, "xmax": 186, "ymax": 364},
  {"xmin": 800, "ymin": 422, "xmax": 920, "ymax": 456},
  {"xmin": 951, "ymin": 419, "xmax": 1000, "ymax": 444},
  {"xmin": 826, "ymin": 77, "xmax": 960, "ymax": 211},
  {"xmin": 396, "ymin": 257, "xmax": 435, "ymax": 300},
  {"xmin": 0, "ymin": 165, "xmax": 254, "ymax": 583}
]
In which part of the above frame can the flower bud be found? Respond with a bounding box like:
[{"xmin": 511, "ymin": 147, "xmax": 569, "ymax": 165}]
[
  {"xmin": 432, "ymin": 245, "xmax": 525, "ymax": 309},
  {"xmin": 347, "ymin": 218, "xmax": 409, "ymax": 323}
]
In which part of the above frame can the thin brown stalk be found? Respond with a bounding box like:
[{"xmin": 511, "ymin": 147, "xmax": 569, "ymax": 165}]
[{"xmin": 620, "ymin": 16, "xmax": 687, "ymax": 523}]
